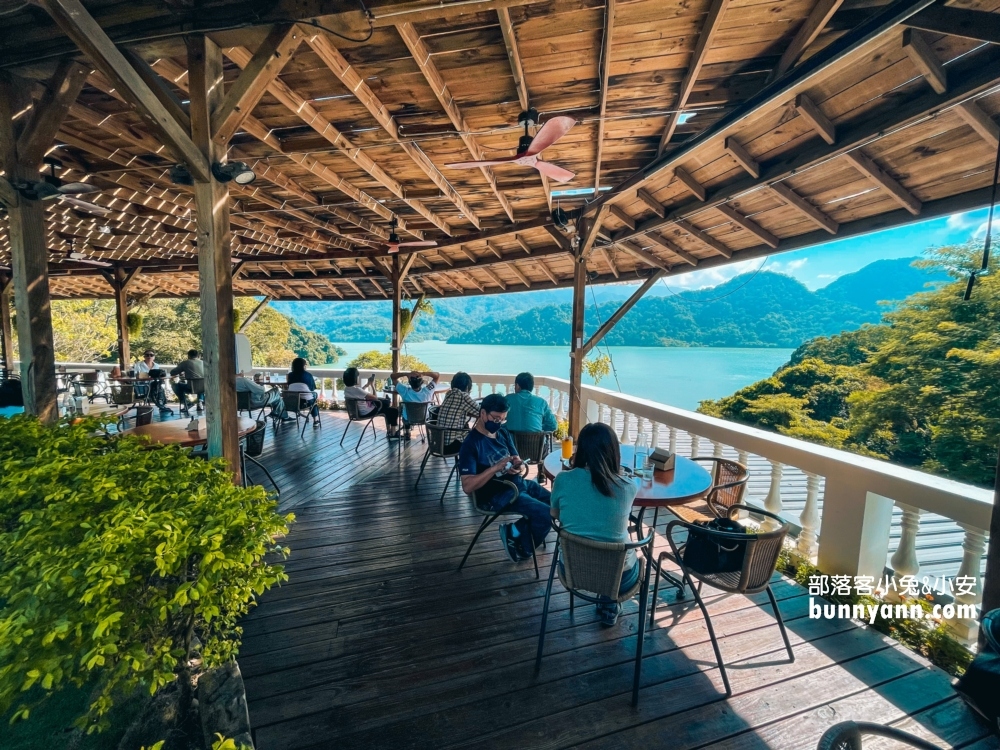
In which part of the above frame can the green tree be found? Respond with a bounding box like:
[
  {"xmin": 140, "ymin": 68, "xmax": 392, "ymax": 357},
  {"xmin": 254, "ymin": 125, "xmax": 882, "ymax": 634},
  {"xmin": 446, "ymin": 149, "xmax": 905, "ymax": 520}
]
[
  {"xmin": 50, "ymin": 300, "xmax": 118, "ymax": 363},
  {"xmin": 399, "ymin": 296, "xmax": 434, "ymax": 345},
  {"xmin": 346, "ymin": 350, "xmax": 429, "ymax": 372}
]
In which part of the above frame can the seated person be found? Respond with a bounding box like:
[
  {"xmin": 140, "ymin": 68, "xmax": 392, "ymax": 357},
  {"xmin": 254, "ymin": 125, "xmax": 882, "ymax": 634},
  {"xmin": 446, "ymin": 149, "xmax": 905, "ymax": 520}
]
[
  {"xmin": 551, "ymin": 423, "xmax": 639, "ymax": 627},
  {"xmin": 391, "ymin": 368, "xmax": 440, "ymax": 438},
  {"xmin": 436, "ymin": 371, "xmax": 479, "ymax": 453},
  {"xmin": 135, "ymin": 349, "xmax": 170, "ymax": 413},
  {"xmin": 286, "ymin": 357, "xmax": 320, "ymax": 428},
  {"xmin": 504, "ymin": 372, "xmax": 557, "ymax": 433},
  {"xmin": 170, "ymin": 349, "xmax": 205, "ymax": 414},
  {"xmin": 459, "ymin": 394, "xmax": 552, "ymax": 563},
  {"xmin": 236, "ymin": 376, "xmax": 288, "ymax": 420},
  {"xmin": 342, "ymin": 366, "xmax": 399, "ymax": 437}
]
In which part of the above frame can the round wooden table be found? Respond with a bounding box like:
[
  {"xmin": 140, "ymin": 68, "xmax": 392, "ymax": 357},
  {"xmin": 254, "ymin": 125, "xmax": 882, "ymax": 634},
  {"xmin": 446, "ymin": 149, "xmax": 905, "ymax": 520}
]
[
  {"xmin": 542, "ymin": 445, "xmax": 713, "ymax": 508},
  {"xmin": 122, "ymin": 416, "xmax": 258, "ymax": 447}
]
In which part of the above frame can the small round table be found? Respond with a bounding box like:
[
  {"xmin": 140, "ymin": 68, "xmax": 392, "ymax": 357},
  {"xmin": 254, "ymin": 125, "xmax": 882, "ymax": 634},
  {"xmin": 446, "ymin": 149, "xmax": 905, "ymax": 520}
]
[
  {"xmin": 122, "ymin": 416, "xmax": 258, "ymax": 447},
  {"xmin": 542, "ymin": 445, "xmax": 712, "ymax": 509}
]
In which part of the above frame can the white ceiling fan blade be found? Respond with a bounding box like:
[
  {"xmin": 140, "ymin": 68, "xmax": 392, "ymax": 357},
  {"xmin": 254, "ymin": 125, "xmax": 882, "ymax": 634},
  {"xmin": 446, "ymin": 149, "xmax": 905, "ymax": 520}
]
[
  {"xmin": 397, "ymin": 240, "xmax": 438, "ymax": 247},
  {"xmin": 525, "ymin": 116, "xmax": 576, "ymax": 156},
  {"xmin": 59, "ymin": 196, "xmax": 112, "ymax": 216},
  {"xmin": 58, "ymin": 182, "xmax": 101, "ymax": 196},
  {"xmin": 535, "ymin": 160, "xmax": 575, "ymax": 183}
]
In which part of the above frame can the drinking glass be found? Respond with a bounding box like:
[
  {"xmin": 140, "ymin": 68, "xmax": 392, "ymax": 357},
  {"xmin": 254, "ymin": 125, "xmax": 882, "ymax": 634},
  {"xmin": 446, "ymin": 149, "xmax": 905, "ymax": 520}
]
[{"xmin": 561, "ymin": 437, "xmax": 573, "ymax": 459}]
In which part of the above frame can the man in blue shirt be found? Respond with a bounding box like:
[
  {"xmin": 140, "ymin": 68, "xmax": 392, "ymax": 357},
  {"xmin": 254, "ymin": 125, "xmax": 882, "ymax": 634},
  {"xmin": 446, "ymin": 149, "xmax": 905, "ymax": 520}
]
[
  {"xmin": 459, "ymin": 393, "xmax": 552, "ymax": 562},
  {"xmin": 504, "ymin": 372, "xmax": 557, "ymax": 433}
]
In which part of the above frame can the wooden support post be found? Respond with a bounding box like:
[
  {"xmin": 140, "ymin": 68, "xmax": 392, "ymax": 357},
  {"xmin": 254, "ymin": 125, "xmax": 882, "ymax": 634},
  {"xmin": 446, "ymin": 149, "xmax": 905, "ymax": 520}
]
[
  {"xmin": 581, "ymin": 271, "xmax": 664, "ymax": 356},
  {"xmin": 189, "ymin": 35, "xmax": 240, "ymax": 480},
  {"xmin": 391, "ymin": 254, "xmax": 402, "ymax": 395},
  {"xmin": 0, "ymin": 275, "xmax": 13, "ymax": 376},
  {"xmin": 568, "ymin": 233, "xmax": 587, "ymax": 439},
  {"xmin": 110, "ymin": 267, "xmax": 130, "ymax": 370}
]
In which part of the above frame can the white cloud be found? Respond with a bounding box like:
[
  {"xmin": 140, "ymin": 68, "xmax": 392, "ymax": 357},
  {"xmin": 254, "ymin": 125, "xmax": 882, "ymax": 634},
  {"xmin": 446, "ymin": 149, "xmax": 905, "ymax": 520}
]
[
  {"xmin": 947, "ymin": 212, "xmax": 978, "ymax": 230},
  {"xmin": 816, "ymin": 273, "xmax": 839, "ymax": 280},
  {"xmin": 973, "ymin": 221, "xmax": 990, "ymax": 241},
  {"xmin": 663, "ymin": 259, "xmax": 760, "ymax": 290},
  {"xmin": 785, "ymin": 258, "xmax": 808, "ymax": 271}
]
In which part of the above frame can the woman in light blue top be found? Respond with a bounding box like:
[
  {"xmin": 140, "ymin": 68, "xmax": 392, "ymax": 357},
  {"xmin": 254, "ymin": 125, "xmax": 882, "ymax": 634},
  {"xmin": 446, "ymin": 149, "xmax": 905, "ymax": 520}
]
[{"xmin": 550, "ymin": 422, "xmax": 639, "ymax": 627}]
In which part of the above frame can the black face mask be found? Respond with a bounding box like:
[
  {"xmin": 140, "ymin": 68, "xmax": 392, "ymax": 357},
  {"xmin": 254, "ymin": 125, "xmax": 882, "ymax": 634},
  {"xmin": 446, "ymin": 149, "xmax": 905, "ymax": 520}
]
[{"xmin": 484, "ymin": 419, "xmax": 503, "ymax": 433}]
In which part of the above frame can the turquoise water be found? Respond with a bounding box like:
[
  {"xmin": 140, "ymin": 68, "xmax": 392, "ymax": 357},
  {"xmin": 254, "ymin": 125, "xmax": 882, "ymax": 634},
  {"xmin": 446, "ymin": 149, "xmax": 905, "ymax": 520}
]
[{"xmin": 327, "ymin": 342, "xmax": 793, "ymax": 411}]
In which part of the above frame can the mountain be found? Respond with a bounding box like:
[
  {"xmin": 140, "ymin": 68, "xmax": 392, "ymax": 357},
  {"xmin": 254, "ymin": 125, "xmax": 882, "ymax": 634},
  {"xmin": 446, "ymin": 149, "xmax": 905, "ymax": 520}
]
[{"xmin": 275, "ymin": 257, "xmax": 947, "ymax": 348}]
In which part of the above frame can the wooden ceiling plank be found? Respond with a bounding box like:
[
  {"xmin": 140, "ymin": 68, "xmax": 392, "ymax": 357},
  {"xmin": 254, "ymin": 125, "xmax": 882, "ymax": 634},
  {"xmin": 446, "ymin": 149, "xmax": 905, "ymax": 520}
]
[
  {"xmin": 903, "ymin": 29, "xmax": 947, "ymax": 95},
  {"xmin": 657, "ymin": 0, "xmax": 732, "ymax": 156},
  {"xmin": 716, "ymin": 204, "xmax": 779, "ymax": 249},
  {"xmin": 644, "ymin": 233, "xmax": 699, "ymax": 266},
  {"xmin": 772, "ymin": 0, "xmax": 845, "ymax": 81},
  {"xmin": 18, "ymin": 58, "xmax": 91, "ymax": 166},
  {"xmin": 954, "ymin": 101, "xmax": 1000, "ymax": 151},
  {"xmin": 843, "ymin": 150, "xmax": 922, "ymax": 215},
  {"xmin": 212, "ymin": 24, "xmax": 303, "ymax": 145},
  {"xmin": 36, "ymin": 0, "xmax": 210, "ymax": 181},
  {"xmin": 769, "ymin": 183, "xmax": 839, "ymax": 234},
  {"xmin": 304, "ymin": 29, "xmax": 483, "ymax": 229},
  {"xmin": 795, "ymin": 94, "xmax": 836, "ymax": 145},
  {"xmin": 676, "ymin": 220, "xmax": 733, "ymax": 258},
  {"xmin": 673, "ymin": 167, "xmax": 707, "ymax": 202},
  {"xmin": 396, "ymin": 22, "xmax": 514, "ymax": 222},
  {"xmin": 724, "ymin": 137, "xmax": 760, "ymax": 178},
  {"xmin": 593, "ymin": 0, "xmax": 615, "ymax": 194}
]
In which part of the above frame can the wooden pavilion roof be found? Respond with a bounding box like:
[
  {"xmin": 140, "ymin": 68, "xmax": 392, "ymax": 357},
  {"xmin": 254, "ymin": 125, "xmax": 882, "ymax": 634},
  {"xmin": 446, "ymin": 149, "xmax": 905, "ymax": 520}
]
[{"xmin": 2, "ymin": 0, "xmax": 1000, "ymax": 301}]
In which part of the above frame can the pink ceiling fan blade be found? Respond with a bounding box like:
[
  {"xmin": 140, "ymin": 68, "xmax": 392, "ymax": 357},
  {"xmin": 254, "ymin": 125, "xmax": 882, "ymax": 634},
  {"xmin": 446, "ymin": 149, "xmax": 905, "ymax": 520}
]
[
  {"xmin": 60, "ymin": 196, "xmax": 112, "ymax": 216},
  {"xmin": 525, "ymin": 116, "xmax": 576, "ymax": 156},
  {"xmin": 446, "ymin": 155, "xmax": 521, "ymax": 169},
  {"xmin": 535, "ymin": 160, "xmax": 575, "ymax": 183},
  {"xmin": 397, "ymin": 240, "xmax": 438, "ymax": 247}
]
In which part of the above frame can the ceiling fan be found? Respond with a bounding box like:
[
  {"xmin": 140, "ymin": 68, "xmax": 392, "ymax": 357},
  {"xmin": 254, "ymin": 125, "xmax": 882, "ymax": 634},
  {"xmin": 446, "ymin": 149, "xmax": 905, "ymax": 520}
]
[
  {"xmin": 8, "ymin": 158, "xmax": 110, "ymax": 216},
  {"xmin": 446, "ymin": 109, "xmax": 576, "ymax": 183},
  {"xmin": 378, "ymin": 217, "xmax": 437, "ymax": 254},
  {"xmin": 56, "ymin": 240, "xmax": 112, "ymax": 268}
]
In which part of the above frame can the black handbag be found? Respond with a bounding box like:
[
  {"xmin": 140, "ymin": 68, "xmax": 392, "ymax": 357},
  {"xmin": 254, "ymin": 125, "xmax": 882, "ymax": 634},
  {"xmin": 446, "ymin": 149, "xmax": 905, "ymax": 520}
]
[
  {"xmin": 682, "ymin": 517, "xmax": 748, "ymax": 574},
  {"xmin": 955, "ymin": 609, "xmax": 1000, "ymax": 734}
]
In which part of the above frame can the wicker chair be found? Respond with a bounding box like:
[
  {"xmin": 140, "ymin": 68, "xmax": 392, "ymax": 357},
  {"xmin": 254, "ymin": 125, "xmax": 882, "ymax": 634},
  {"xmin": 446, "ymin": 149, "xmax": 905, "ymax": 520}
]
[
  {"xmin": 283, "ymin": 390, "xmax": 315, "ymax": 438},
  {"xmin": 817, "ymin": 721, "xmax": 945, "ymax": 750},
  {"xmin": 415, "ymin": 421, "xmax": 464, "ymax": 504},
  {"xmin": 509, "ymin": 430, "xmax": 553, "ymax": 483},
  {"xmin": 657, "ymin": 505, "xmax": 794, "ymax": 697},
  {"xmin": 341, "ymin": 397, "xmax": 385, "ymax": 451},
  {"xmin": 536, "ymin": 522, "xmax": 655, "ymax": 706},
  {"xmin": 457, "ymin": 477, "xmax": 540, "ymax": 579},
  {"xmin": 241, "ymin": 420, "xmax": 280, "ymax": 496},
  {"xmin": 669, "ymin": 457, "xmax": 749, "ymax": 524},
  {"xmin": 401, "ymin": 401, "xmax": 430, "ymax": 442}
]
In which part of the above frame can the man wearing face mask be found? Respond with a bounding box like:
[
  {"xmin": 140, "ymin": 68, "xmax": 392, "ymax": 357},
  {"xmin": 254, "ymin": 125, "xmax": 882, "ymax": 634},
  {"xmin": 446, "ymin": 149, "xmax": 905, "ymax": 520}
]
[{"xmin": 459, "ymin": 393, "xmax": 552, "ymax": 562}]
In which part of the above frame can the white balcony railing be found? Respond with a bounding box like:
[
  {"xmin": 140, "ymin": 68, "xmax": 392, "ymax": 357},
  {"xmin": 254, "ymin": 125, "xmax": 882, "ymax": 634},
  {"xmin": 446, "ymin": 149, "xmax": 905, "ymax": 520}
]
[{"xmin": 39, "ymin": 363, "xmax": 994, "ymax": 643}]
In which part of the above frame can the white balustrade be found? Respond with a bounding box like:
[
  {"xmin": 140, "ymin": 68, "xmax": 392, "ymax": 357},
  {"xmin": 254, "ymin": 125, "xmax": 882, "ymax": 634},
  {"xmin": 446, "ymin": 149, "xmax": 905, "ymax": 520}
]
[
  {"xmin": 690, "ymin": 433, "xmax": 700, "ymax": 458},
  {"xmin": 712, "ymin": 439, "xmax": 724, "ymax": 458},
  {"xmin": 651, "ymin": 421, "xmax": 661, "ymax": 449},
  {"xmin": 762, "ymin": 460, "xmax": 784, "ymax": 531},
  {"xmin": 888, "ymin": 503, "xmax": 922, "ymax": 601},
  {"xmin": 668, "ymin": 426, "xmax": 677, "ymax": 454},
  {"xmin": 797, "ymin": 472, "xmax": 821, "ymax": 560},
  {"xmin": 949, "ymin": 524, "xmax": 988, "ymax": 641}
]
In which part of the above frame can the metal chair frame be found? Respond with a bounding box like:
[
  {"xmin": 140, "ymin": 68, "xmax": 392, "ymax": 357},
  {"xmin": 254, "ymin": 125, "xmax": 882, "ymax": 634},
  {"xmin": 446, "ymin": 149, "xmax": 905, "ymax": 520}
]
[
  {"xmin": 340, "ymin": 398, "xmax": 383, "ymax": 451},
  {"xmin": 415, "ymin": 421, "xmax": 465, "ymax": 504},
  {"xmin": 691, "ymin": 457, "xmax": 750, "ymax": 517},
  {"xmin": 240, "ymin": 420, "xmax": 280, "ymax": 496},
  {"xmin": 817, "ymin": 721, "xmax": 946, "ymax": 750},
  {"xmin": 457, "ymin": 477, "xmax": 540, "ymax": 579},
  {"xmin": 657, "ymin": 504, "xmax": 794, "ymax": 697},
  {"xmin": 401, "ymin": 400, "xmax": 430, "ymax": 443},
  {"xmin": 536, "ymin": 522, "xmax": 654, "ymax": 706},
  {"xmin": 283, "ymin": 390, "xmax": 316, "ymax": 438},
  {"xmin": 237, "ymin": 389, "xmax": 268, "ymax": 422}
]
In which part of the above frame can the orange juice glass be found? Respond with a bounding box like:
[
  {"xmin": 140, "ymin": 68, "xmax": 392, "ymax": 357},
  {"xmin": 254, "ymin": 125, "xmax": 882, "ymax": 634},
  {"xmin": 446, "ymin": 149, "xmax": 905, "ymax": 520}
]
[{"xmin": 561, "ymin": 437, "xmax": 573, "ymax": 460}]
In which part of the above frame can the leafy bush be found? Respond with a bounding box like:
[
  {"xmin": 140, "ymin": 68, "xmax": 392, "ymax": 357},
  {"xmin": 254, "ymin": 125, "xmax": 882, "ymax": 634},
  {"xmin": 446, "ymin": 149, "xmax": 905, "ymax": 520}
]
[{"xmin": 0, "ymin": 415, "xmax": 292, "ymax": 733}]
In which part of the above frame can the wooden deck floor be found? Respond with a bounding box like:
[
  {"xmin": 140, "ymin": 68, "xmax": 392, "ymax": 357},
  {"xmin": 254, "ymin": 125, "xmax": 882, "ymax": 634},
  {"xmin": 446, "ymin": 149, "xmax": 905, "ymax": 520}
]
[{"xmin": 238, "ymin": 411, "xmax": 996, "ymax": 750}]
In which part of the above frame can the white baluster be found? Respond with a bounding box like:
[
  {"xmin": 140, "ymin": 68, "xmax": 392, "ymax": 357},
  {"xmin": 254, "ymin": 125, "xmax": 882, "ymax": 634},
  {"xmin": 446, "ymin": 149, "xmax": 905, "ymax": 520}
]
[
  {"xmin": 948, "ymin": 524, "xmax": 987, "ymax": 642},
  {"xmin": 712, "ymin": 439, "xmax": 724, "ymax": 458},
  {"xmin": 888, "ymin": 503, "xmax": 922, "ymax": 601},
  {"xmin": 609, "ymin": 406, "xmax": 619, "ymax": 436},
  {"xmin": 762, "ymin": 460, "xmax": 784, "ymax": 531},
  {"xmin": 547, "ymin": 388, "xmax": 555, "ymax": 410},
  {"xmin": 689, "ymin": 433, "xmax": 700, "ymax": 458},
  {"xmin": 797, "ymin": 472, "xmax": 821, "ymax": 560},
  {"xmin": 558, "ymin": 391, "xmax": 568, "ymax": 419},
  {"xmin": 620, "ymin": 412, "xmax": 631, "ymax": 444},
  {"xmin": 651, "ymin": 421, "xmax": 661, "ymax": 449},
  {"xmin": 737, "ymin": 449, "xmax": 749, "ymax": 466},
  {"xmin": 668, "ymin": 426, "xmax": 677, "ymax": 454}
]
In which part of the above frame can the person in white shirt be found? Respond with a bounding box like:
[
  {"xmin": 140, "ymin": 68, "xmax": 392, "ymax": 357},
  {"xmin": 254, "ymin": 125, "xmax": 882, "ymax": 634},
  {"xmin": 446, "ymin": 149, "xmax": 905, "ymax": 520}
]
[
  {"xmin": 236, "ymin": 376, "xmax": 288, "ymax": 420},
  {"xmin": 342, "ymin": 367, "xmax": 399, "ymax": 438},
  {"xmin": 391, "ymin": 369, "xmax": 440, "ymax": 440},
  {"xmin": 135, "ymin": 349, "xmax": 170, "ymax": 413}
]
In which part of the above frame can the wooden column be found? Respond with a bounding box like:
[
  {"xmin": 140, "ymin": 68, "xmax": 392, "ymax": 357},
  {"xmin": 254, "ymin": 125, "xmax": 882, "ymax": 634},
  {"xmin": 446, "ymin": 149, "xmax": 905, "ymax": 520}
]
[
  {"xmin": 189, "ymin": 35, "xmax": 240, "ymax": 479},
  {"xmin": 0, "ymin": 274, "xmax": 13, "ymax": 376},
  {"xmin": 568, "ymin": 234, "xmax": 587, "ymax": 438},
  {"xmin": 391, "ymin": 254, "xmax": 402, "ymax": 378},
  {"xmin": 108, "ymin": 267, "xmax": 130, "ymax": 370}
]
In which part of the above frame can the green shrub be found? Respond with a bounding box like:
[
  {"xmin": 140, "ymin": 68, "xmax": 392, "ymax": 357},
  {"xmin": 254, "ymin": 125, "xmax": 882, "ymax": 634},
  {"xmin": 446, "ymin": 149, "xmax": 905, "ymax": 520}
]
[{"xmin": 0, "ymin": 415, "xmax": 292, "ymax": 733}]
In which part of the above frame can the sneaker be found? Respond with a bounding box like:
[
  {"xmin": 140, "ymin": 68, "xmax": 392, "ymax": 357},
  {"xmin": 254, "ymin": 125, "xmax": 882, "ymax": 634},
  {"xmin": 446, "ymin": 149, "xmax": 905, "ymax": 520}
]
[
  {"xmin": 498, "ymin": 524, "xmax": 520, "ymax": 563},
  {"xmin": 196, "ymin": 403, "xmax": 204, "ymax": 412},
  {"xmin": 313, "ymin": 420, "xmax": 321, "ymax": 429},
  {"xmin": 597, "ymin": 602, "xmax": 622, "ymax": 627}
]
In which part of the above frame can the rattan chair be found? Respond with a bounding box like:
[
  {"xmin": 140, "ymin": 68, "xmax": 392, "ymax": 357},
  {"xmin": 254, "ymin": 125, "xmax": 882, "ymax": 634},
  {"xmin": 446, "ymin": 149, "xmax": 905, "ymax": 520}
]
[
  {"xmin": 656, "ymin": 504, "xmax": 794, "ymax": 697},
  {"xmin": 283, "ymin": 390, "xmax": 315, "ymax": 438},
  {"xmin": 415, "ymin": 421, "xmax": 464, "ymax": 503},
  {"xmin": 509, "ymin": 430, "xmax": 553, "ymax": 483},
  {"xmin": 241, "ymin": 420, "xmax": 280, "ymax": 496},
  {"xmin": 667, "ymin": 457, "xmax": 749, "ymax": 525},
  {"xmin": 401, "ymin": 401, "xmax": 430, "ymax": 442},
  {"xmin": 457, "ymin": 478, "xmax": 540, "ymax": 579},
  {"xmin": 536, "ymin": 522, "xmax": 655, "ymax": 706},
  {"xmin": 817, "ymin": 721, "xmax": 945, "ymax": 750}
]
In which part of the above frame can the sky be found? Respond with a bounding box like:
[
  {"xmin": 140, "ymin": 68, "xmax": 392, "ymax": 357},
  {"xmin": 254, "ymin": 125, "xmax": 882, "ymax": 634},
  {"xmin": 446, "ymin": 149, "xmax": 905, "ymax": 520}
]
[{"xmin": 661, "ymin": 207, "xmax": 992, "ymax": 292}]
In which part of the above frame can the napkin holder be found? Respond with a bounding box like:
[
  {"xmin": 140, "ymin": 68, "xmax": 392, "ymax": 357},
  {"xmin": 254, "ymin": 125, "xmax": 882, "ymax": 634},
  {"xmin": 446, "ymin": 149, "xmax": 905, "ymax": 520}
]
[
  {"xmin": 650, "ymin": 447, "xmax": 675, "ymax": 471},
  {"xmin": 185, "ymin": 416, "xmax": 200, "ymax": 431}
]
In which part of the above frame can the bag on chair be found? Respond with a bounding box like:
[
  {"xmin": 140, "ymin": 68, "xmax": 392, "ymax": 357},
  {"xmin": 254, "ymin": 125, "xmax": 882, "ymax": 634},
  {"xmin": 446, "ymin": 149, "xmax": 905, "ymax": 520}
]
[
  {"xmin": 955, "ymin": 609, "xmax": 1000, "ymax": 735},
  {"xmin": 682, "ymin": 517, "xmax": 747, "ymax": 574}
]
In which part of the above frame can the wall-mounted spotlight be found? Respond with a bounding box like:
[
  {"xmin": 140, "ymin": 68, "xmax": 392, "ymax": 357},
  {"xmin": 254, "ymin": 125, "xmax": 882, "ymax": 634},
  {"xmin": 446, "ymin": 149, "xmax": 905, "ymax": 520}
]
[
  {"xmin": 169, "ymin": 164, "xmax": 193, "ymax": 186},
  {"xmin": 212, "ymin": 161, "xmax": 256, "ymax": 185}
]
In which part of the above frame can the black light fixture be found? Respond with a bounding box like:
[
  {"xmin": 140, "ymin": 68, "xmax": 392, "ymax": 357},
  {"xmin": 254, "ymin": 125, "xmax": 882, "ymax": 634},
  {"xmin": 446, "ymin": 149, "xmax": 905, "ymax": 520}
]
[
  {"xmin": 551, "ymin": 206, "xmax": 570, "ymax": 230},
  {"xmin": 211, "ymin": 161, "xmax": 256, "ymax": 185},
  {"xmin": 169, "ymin": 164, "xmax": 193, "ymax": 186}
]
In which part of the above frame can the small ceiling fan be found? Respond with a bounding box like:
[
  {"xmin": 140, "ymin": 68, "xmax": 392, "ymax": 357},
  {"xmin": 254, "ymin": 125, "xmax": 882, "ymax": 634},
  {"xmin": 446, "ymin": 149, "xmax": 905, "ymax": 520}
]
[
  {"xmin": 446, "ymin": 109, "xmax": 576, "ymax": 183},
  {"xmin": 378, "ymin": 217, "xmax": 437, "ymax": 254},
  {"xmin": 9, "ymin": 158, "xmax": 110, "ymax": 215},
  {"xmin": 55, "ymin": 240, "xmax": 112, "ymax": 268}
]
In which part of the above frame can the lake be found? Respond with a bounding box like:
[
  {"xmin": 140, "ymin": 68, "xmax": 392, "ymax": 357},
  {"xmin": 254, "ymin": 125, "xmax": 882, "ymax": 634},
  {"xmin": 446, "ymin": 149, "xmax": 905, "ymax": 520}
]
[{"xmin": 326, "ymin": 343, "xmax": 793, "ymax": 411}]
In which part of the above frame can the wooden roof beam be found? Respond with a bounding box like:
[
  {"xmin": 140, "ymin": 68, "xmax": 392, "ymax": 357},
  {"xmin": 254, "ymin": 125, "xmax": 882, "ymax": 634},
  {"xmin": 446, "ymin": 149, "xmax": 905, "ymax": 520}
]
[
  {"xmin": 18, "ymin": 58, "xmax": 91, "ymax": 167},
  {"xmin": 516, "ymin": 235, "xmax": 534, "ymax": 255},
  {"xmin": 344, "ymin": 278, "xmax": 367, "ymax": 299},
  {"xmin": 607, "ymin": 205, "xmax": 635, "ymax": 230},
  {"xmin": 396, "ymin": 22, "xmax": 514, "ymax": 222},
  {"xmin": 673, "ymin": 167, "xmax": 706, "ymax": 202},
  {"xmin": 420, "ymin": 274, "xmax": 443, "ymax": 295},
  {"xmin": 505, "ymin": 261, "xmax": 532, "ymax": 287},
  {"xmin": 644, "ymin": 233, "xmax": 699, "ymax": 266},
  {"xmin": 772, "ymin": 0, "xmax": 845, "ymax": 81},
  {"xmin": 716, "ymin": 205, "xmax": 779, "ymax": 248},
  {"xmin": 480, "ymin": 266, "xmax": 507, "ymax": 290},
  {"xmin": 795, "ymin": 94, "xmax": 836, "ymax": 145},
  {"xmin": 904, "ymin": 5, "xmax": 1000, "ymax": 45},
  {"xmin": 596, "ymin": 246, "xmax": 619, "ymax": 278},
  {"xmin": 635, "ymin": 189, "xmax": 665, "ymax": 218},
  {"xmin": 954, "ymin": 101, "xmax": 1000, "ymax": 151},
  {"xmin": 724, "ymin": 137, "xmax": 760, "ymax": 178},
  {"xmin": 676, "ymin": 220, "xmax": 732, "ymax": 258},
  {"xmin": 617, "ymin": 240, "xmax": 671, "ymax": 272},
  {"xmin": 903, "ymin": 29, "xmax": 947, "ymax": 95},
  {"xmin": 581, "ymin": 203, "xmax": 609, "ymax": 254},
  {"xmin": 769, "ymin": 183, "xmax": 839, "ymax": 234},
  {"xmin": 657, "ymin": 0, "xmax": 732, "ymax": 156},
  {"xmin": 536, "ymin": 260, "xmax": 559, "ymax": 285},
  {"xmin": 593, "ymin": 0, "xmax": 615, "ymax": 194},
  {"xmin": 304, "ymin": 29, "xmax": 483, "ymax": 229},
  {"xmin": 844, "ymin": 150, "xmax": 921, "ymax": 215}
]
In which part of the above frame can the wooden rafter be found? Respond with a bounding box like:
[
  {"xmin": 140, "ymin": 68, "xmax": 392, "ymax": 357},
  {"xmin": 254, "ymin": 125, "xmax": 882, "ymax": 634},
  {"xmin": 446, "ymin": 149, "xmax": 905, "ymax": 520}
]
[
  {"xmin": 505, "ymin": 261, "xmax": 532, "ymax": 287},
  {"xmin": 717, "ymin": 205, "xmax": 778, "ymax": 248},
  {"xmin": 769, "ymin": 183, "xmax": 838, "ymax": 234},
  {"xmin": 903, "ymin": 28, "xmax": 947, "ymax": 95},
  {"xmin": 795, "ymin": 94, "xmax": 836, "ymax": 145},
  {"xmin": 673, "ymin": 167, "xmax": 706, "ymax": 202},
  {"xmin": 644, "ymin": 233, "xmax": 699, "ymax": 266},
  {"xmin": 18, "ymin": 58, "xmax": 90, "ymax": 166},
  {"xmin": 724, "ymin": 137, "xmax": 759, "ymax": 178},
  {"xmin": 676, "ymin": 220, "xmax": 732, "ymax": 258},
  {"xmin": 904, "ymin": 5, "xmax": 1000, "ymax": 45},
  {"xmin": 772, "ymin": 0, "xmax": 845, "ymax": 81},
  {"xmin": 843, "ymin": 150, "xmax": 921, "ymax": 215},
  {"xmin": 954, "ymin": 101, "xmax": 1000, "ymax": 151},
  {"xmin": 617, "ymin": 240, "xmax": 670, "ymax": 272},
  {"xmin": 593, "ymin": 0, "xmax": 615, "ymax": 194}
]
